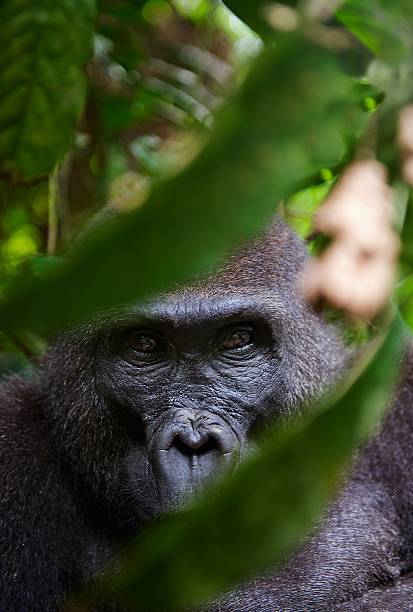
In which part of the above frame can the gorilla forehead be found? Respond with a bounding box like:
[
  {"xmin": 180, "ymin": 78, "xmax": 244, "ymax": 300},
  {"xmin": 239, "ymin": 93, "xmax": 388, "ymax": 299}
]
[{"xmin": 117, "ymin": 293, "xmax": 284, "ymax": 332}]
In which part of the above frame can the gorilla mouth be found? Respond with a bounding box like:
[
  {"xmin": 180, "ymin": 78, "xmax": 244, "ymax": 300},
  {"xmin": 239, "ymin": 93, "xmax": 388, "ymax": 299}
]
[
  {"xmin": 149, "ymin": 410, "xmax": 240, "ymax": 506},
  {"xmin": 172, "ymin": 432, "xmax": 221, "ymax": 461}
]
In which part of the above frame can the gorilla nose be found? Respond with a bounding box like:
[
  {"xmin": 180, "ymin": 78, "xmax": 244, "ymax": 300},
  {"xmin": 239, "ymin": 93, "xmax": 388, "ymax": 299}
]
[
  {"xmin": 149, "ymin": 410, "xmax": 239, "ymax": 505},
  {"xmin": 172, "ymin": 429, "xmax": 220, "ymax": 457}
]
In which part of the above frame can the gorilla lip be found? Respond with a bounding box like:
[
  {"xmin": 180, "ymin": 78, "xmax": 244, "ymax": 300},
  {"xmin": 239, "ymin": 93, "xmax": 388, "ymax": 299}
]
[{"xmin": 149, "ymin": 409, "xmax": 240, "ymax": 503}]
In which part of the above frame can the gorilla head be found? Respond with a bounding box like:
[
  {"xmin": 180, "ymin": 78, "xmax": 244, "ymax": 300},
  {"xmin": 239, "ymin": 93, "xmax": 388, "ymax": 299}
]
[
  {"xmin": 7, "ymin": 218, "xmax": 410, "ymax": 612},
  {"xmin": 39, "ymin": 220, "xmax": 345, "ymax": 527}
]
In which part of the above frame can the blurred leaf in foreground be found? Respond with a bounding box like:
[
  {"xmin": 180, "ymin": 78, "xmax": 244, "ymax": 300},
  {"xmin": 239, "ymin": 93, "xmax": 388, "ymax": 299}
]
[
  {"xmin": 0, "ymin": 34, "xmax": 364, "ymax": 335},
  {"xmin": 105, "ymin": 315, "xmax": 405, "ymax": 610}
]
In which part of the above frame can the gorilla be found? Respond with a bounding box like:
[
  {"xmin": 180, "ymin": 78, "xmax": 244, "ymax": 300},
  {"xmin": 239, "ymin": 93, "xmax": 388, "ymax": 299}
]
[{"xmin": 1, "ymin": 218, "xmax": 413, "ymax": 611}]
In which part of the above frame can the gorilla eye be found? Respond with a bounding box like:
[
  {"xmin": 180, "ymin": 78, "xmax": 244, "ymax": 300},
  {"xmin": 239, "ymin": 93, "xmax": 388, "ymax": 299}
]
[
  {"xmin": 219, "ymin": 329, "xmax": 253, "ymax": 352},
  {"xmin": 128, "ymin": 331, "xmax": 162, "ymax": 353}
]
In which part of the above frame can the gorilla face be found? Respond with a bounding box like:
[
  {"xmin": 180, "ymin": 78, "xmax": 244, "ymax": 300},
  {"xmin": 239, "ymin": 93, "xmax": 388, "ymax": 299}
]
[
  {"xmin": 43, "ymin": 222, "xmax": 346, "ymax": 528},
  {"xmin": 96, "ymin": 294, "xmax": 283, "ymax": 513}
]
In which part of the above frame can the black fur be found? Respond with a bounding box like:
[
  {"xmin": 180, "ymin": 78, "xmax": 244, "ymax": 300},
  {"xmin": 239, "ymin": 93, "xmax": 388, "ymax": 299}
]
[{"xmin": 1, "ymin": 219, "xmax": 412, "ymax": 611}]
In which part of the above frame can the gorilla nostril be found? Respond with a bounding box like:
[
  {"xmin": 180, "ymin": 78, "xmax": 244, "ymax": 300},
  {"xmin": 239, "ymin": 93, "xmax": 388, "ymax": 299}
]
[{"xmin": 172, "ymin": 433, "xmax": 220, "ymax": 457}]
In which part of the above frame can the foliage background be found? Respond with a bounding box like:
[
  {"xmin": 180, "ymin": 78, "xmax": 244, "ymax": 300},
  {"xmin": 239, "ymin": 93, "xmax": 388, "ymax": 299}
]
[{"xmin": 1, "ymin": 1, "xmax": 413, "ymax": 609}]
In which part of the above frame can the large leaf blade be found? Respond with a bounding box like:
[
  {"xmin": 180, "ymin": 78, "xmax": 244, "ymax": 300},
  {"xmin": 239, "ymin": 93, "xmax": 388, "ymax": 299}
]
[{"xmin": 0, "ymin": 34, "xmax": 364, "ymax": 334}]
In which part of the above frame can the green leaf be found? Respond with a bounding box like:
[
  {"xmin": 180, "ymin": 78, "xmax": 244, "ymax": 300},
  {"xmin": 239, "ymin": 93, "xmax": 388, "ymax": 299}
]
[
  {"xmin": 399, "ymin": 188, "xmax": 413, "ymax": 276},
  {"xmin": 106, "ymin": 316, "xmax": 405, "ymax": 610},
  {"xmin": 221, "ymin": 1, "xmax": 274, "ymax": 40},
  {"xmin": 224, "ymin": 1, "xmax": 413, "ymax": 65},
  {"xmin": 0, "ymin": 0, "xmax": 96, "ymax": 180},
  {"xmin": 337, "ymin": 1, "xmax": 413, "ymax": 64},
  {"xmin": 284, "ymin": 179, "xmax": 333, "ymax": 238},
  {"xmin": 397, "ymin": 275, "xmax": 413, "ymax": 331},
  {"xmin": 0, "ymin": 34, "xmax": 365, "ymax": 334}
]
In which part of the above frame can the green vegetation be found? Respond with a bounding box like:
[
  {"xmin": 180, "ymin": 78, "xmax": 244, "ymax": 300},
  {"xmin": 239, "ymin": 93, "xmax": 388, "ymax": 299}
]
[{"xmin": 1, "ymin": 1, "xmax": 413, "ymax": 609}]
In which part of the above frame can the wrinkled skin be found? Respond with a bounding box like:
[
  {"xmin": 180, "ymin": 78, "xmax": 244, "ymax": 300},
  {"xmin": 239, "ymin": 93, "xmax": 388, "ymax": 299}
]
[{"xmin": 1, "ymin": 219, "xmax": 413, "ymax": 611}]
